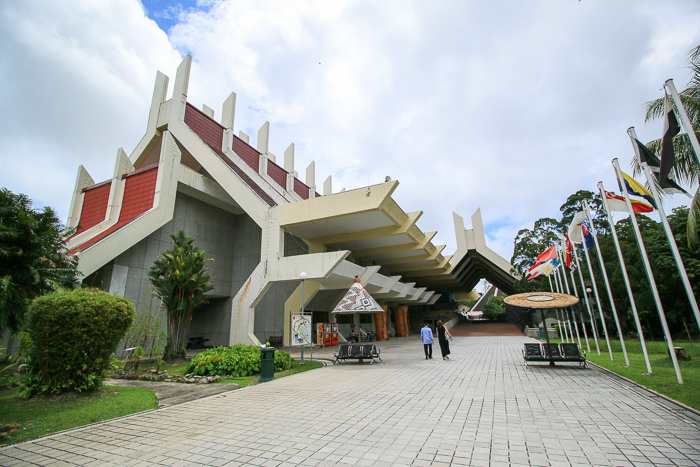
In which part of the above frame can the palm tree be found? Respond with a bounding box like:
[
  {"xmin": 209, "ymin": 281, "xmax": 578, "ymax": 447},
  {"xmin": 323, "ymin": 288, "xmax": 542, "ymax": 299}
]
[
  {"xmin": 0, "ymin": 188, "xmax": 80, "ymax": 333},
  {"xmin": 643, "ymin": 45, "xmax": 700, "ymax": 250},
  {"xmin": 147, "ymin": 231, "xmax": 214, "ymax": 358}
]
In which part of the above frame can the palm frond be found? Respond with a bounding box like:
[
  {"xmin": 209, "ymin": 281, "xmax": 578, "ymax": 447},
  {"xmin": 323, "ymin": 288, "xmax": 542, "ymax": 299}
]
[{"xmin": 689, "ymin": 186, "xmax": 700, "ymax": 251}]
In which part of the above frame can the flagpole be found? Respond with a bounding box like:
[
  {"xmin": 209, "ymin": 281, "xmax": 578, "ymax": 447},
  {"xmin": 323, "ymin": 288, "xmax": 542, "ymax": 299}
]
[
  {"xmin": 581, "ymin": 224, "xmax": 614, "ymax": 361},
  {"xmin": 557, "ymin": 241, "xmax": 581, "ymax": 347},
  {"xmin": 613, "ymin": 158, "xmax": 683, "ymax": 384},
  {"xmin": 547, "ymin": 271, "xmax": 568, "ymax": 342},
  {"xmin": 547, "ymin": 275, "xmax": 564, "ymax": 341},
  {"xmin": 583, "ymin": 200, "xmax": 629, "ymax": 366},
  {"xmin": 568, "ymin": 265, "xmax": 588, "ymax": 350},
  {"xmin": 665, "ymin": 79, "xmax": 700, "ymax": 167},
  {"xmin": 597, "ymin": 181, "xmax": 652, "ymax": 374},
  {"xmin": 573, "ymin": 246, "xmax": 600, "ymax": 355},
  {"xmin": 555, "ymin": 267, "xmax": 573, "ymax": 342},
  {"xmin": 552, "ymin": 268, "xmax": 569, "ymax": 342},
  {"xmin": 628, "ymin": 127, "xmax": 700, "ymax": 332}
]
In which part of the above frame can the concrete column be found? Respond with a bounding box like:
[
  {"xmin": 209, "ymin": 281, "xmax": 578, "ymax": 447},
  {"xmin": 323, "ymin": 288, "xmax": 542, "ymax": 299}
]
[
  {"xmin": 323, "ymin": 176, "xmax": 332, "ymax": 196},
  {"xmin": 202, "ymin": 104, "xmax": 214, "ymax": 119},
  {"xmin": 239, "ymin": 131, "xmax": 250, "ymax": 144},
  {"xmin": 375, "ymin": 305, "xmax": 388, "ymax": 341},
  {"xmin": 395, "ymin": 305, "xmax": 409, "ymax": 337}
]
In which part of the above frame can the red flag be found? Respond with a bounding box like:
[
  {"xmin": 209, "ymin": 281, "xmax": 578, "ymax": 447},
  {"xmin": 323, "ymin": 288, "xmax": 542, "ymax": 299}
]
[
  {"xmin": 563, "ymin": 235, "xmax": 573, "ymax": 269},
  {"xmin": 535, "ymin": 245, "xmax": 558, "ymax": 264}
]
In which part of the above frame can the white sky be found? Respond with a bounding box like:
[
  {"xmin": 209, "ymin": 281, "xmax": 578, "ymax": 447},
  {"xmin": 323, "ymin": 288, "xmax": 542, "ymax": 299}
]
[{"xmin": 1, "ymin": 0, "xmax": 699, "ymax": 265}]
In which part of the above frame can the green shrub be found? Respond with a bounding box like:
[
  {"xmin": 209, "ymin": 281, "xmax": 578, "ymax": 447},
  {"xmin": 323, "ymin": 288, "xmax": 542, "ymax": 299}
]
[
  {"xmin": 184, "ymin": 345, "xmax": 290, "ymax": 377},
  {"xmin": 21, "ymin": 288, "xmax": 136, "ymax": 398}
]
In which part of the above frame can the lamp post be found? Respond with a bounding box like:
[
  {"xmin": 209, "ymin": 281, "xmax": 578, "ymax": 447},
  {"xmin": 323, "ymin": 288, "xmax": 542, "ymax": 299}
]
[{"xmin": 300, "ymin": 272, "xmax": 307, "ymax": 365}]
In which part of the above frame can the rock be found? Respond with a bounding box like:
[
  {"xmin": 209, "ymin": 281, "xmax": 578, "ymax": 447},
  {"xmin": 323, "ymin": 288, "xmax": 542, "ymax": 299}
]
[
  {"xmin": 670, "ymin": 347, "xmax": 691, "ymax": 361},
  {"xmin": 162, "ymin": 371, "xmax": 170, "ymax": 378},
  {"xmin": 200, "ymin": 377, "xmax": 209, "ymax": 384},
  {"xmin": 127, "ymin": 374, "xmax": 139, "ymax": 380}
]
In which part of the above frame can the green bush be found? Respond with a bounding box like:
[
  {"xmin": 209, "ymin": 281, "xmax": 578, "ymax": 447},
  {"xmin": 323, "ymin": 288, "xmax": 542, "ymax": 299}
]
[
  {"xmin": 21, "ymin": 288, "xmax": 135, "ymax": 398},
  {"xmin": 184, "ymin": 345, "xmax": 290, "ymax": 377}
]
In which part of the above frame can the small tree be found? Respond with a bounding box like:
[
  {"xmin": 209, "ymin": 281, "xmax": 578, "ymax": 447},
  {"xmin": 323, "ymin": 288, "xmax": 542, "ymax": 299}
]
[
  {"xmin": 21, "ymin": 288, "xmax": 135, "ymax": 397},
  {"xmin": 147, "ymin": 231, "xmax": 213, "ymax": 358},
  {"xmin": 0, "ymin": 188, "xmax": 80, "ymax": 334}
]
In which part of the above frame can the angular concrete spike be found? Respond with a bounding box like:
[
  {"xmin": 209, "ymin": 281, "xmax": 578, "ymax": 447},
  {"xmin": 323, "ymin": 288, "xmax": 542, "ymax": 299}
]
[
  {"xmin": 147, "ymin": 71, "xmax": 169, "ymax": 132},
  {"xmin": 340, "ymin": 187, "xmax": 346, "ymax": 192},
  {"xmin": 222, "ymin": 92, "xmax": 236, "ymax": 129},
  {"xmin": 202, "ymin": 104, "xmax": 214, "ymax": 119},
  {"xmin": 66, "ymin": 165, "xmax": 95, "ymax": 229},
  {"xmin": 170, "ymin": 55, "xmax": 192, "ymax": 122},
  {"xmin": 113, "ymin": 148, "xmax": 134, "ymax": 178},
  {"xmin": 306, "ymin": 161, "xmax": 315, "ymax": 188},
  {"xmin": 284, "ymin": 143, "xmax": 295, "ymax": 172},
  {"xmin": 257, "ymin": 121, "xmax": 270, "ymax": 154},
  {"xmin": 268, "ymin": 152, "xmax": 276, "ymax": 163},
  {"xmin": 239, "ymin": 130, "xmax": 250, "ymax": 144},
  {"xmin": 323, "ymin": 176, "xmax": 332, "ymax": 196}
]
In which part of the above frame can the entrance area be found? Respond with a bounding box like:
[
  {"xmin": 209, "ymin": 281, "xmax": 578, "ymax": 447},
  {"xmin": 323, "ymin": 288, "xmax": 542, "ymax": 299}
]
[{"xmin": 450, "ymin": 321, "xmax": 524, "ymax": 337}]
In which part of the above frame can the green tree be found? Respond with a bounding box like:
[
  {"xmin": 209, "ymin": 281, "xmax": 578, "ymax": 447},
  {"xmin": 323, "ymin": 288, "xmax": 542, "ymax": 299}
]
[
  {"xmin": 0, "ymin": 188, "xmax": 79, "ymax": 333},
  {"xmin": 643, "ymin": 45, "xmax": 700, "ymax": 250},
  {"xmin": 482, "ymin": 295, "xmax": 506, "ymax": 321},
  {"xmin": 147, "ymin": 231, "xmax": 214, "ymax": 358}
]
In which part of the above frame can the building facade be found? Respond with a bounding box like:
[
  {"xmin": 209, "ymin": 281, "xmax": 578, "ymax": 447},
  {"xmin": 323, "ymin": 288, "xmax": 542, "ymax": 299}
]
[{"xmin": 64, "ymin": 56, "xmax": 516, "ymax": 348}]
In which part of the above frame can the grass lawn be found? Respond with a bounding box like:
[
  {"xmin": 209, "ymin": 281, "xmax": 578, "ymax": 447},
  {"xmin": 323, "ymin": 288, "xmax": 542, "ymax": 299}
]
[
  {"xmin": 0, "ymin": 386, "xmax": 158, "ymax": 445},
  {"xmin": 0, "ymin": 356, "xmax": 325, "ymax": 445},
  {"xmin": 556, "ymin": 338, "xmax": 700, "ymax": 411}
]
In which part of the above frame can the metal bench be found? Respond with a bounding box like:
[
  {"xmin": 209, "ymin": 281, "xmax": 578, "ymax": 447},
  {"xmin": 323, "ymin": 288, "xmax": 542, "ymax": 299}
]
[
  {"xmin": 560, "ymin": 343, "xmax": 587, "ymax": 367},
  {"xmin": 523, "ymin": 343, "xmax": 586, "ymax": 367},
  {"xmin": 334, "ymin": 344, "xmax": 382, "ymax": 364}
]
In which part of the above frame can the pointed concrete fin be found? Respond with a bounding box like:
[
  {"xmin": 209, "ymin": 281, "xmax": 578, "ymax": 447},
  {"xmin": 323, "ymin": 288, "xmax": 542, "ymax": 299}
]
[
  {"xmin": 323, "ymin": 176, "xmax": 332, "ymax": 196},
  {"xmin": 113, "ymin": 148, "xmax": 134, "ymax": 178},
  {"xmin": 359, "ymin": 265, "xmax": 381, "ymax": 285},
  {"xmin": 170, "ymin": 55, "xmax": 192, "ymax": 122},
  {"xmin": 67, "ymin": 165, "xmax": 95, "ymax": 229},
  {"xmin": 284, "ymin": 143, "xmax": 295, "ymax": 172},
  {"xmin": 222, "ymin": 92, "xmax": 236, "ymax": 129},
  {"xmin": 306, "ymin": 161, "xmax": 315, "ymax": 188},
  {"xmin": 257, "ymin": 121, "xmax": 270, "ymax": 154},
  {"xmin": 268, "ymin": 152, "xmax": 276, "ymax": 163},
  {"xmin": 202, "ymin": 104, "xmax": 214, "ymax": 119},
  {"xmin": 147, "ymin": 71, "xmax": 169, "ymax": 132},
  {"xmin": 239, "ymin": 130, "xmax": 250, "ymax": 144},
  {"xmin": 471, "ymin": 208, "xmax": 487, "ymax": 248},
  {"xmin": 75, "ymin": 165, "xmax": 94, "ymax": 192},
  {"xmin": 340, "ymin": 187, "xmax": 346, "ymax": 192}
]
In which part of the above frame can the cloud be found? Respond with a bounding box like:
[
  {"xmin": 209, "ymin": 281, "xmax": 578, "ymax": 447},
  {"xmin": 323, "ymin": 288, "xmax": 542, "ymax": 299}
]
[{"xmin": 1, "ymin": 0, "xmax": 699, "ymax": 270}]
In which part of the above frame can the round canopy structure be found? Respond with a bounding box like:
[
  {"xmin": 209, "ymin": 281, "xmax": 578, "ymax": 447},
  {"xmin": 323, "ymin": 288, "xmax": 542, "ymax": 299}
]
[{"xmin": 504, "ymin": 292, "xmax": 578, "ymax": 309}]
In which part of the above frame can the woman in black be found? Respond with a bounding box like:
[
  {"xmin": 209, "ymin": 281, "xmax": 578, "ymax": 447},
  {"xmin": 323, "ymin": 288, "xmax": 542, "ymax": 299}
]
[{"xmin": 435, "ymin": 320, "xmax": 453, "ymax": 360}]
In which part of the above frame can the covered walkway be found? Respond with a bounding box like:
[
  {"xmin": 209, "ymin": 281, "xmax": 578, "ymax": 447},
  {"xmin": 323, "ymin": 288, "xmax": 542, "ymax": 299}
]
[{"xmin": 1, "ymin": 336, "xmax": 699, "ymax": 466}]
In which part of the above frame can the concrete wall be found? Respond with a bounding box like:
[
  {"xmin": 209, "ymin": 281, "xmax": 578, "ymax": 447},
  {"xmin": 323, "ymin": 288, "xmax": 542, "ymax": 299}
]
[{"xmin": 84, "ymin": 191, "xmax": 262, "ymax": 348}]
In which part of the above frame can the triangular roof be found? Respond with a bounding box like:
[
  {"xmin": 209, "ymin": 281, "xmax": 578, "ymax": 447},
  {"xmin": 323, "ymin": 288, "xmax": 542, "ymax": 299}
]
[{"xmin": 332, "ymin": 278, "xmax": 384, "ymax": 313}]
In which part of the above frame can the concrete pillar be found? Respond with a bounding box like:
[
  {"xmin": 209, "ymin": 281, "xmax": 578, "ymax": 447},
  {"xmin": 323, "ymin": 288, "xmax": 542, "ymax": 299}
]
[
  {"xmin": 202, "ymin": 104, "xmax": 214, "ymax": 119},
  {"xmin": 375, "ymin": 305, "xmax": 388, "ymax": 341},
  {"xmin": 239, "ymin": 130, "xmax": 250, "ymax": 144},
  {"xmin": 323, "ymin": 176, "xmax": 332, "ymax": 196},
  {"xmin": 395, "ymin": 305, "xmax": 409, "ymax": 337}
]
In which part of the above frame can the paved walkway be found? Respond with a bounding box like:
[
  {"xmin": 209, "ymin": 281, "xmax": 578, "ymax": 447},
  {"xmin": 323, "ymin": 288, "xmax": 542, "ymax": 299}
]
[{"xmin": 1, "ymin": 336, "xmax": 700, "ymax": 466}]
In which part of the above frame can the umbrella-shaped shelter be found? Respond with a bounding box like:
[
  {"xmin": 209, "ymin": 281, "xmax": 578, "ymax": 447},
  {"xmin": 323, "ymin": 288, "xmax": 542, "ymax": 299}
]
[
  {"xmin": 332, "ymin": 276, "xmax": 384, "ymax": 343},
  {"xmin": 504, "ymin": 292, "xmax": 579, "ymax": 365}
]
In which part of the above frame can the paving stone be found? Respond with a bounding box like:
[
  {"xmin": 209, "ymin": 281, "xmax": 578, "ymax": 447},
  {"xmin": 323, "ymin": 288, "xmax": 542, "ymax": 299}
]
[{"xmin": 1, "ymin": 336, "xmax": 699, "ymax": 466}]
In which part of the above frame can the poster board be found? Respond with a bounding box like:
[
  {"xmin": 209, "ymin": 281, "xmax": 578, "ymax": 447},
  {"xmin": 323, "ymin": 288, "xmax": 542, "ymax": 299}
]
[{"xmin": 291, "ymin": 314, "xmax": 312, "ymax": 346}]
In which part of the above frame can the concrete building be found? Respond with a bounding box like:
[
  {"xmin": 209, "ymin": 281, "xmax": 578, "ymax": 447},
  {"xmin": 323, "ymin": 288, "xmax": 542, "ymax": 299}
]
[{"xmin": 64, "ymin": 56, "xmax": 516, "ymax": 348}]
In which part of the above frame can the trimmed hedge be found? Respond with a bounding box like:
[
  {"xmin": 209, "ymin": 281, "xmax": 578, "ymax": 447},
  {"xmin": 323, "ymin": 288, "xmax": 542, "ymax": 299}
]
[
  {"xmin": 184, "ymin": 345, "xmax": 290, "ymax": 377},
  {"xmin": 22, "ymin": 288, "xmax": 135, "ymax": 397}
]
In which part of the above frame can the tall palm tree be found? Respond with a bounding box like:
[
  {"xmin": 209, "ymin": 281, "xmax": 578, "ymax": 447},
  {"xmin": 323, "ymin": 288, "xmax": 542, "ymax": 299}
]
[
  {"xmin": 643, "ymin": 45, "xmax": 700, "ymax": 250},
  {"xmin": 147, "ymin": 231, "xmax": 214, "ymax": 358}
]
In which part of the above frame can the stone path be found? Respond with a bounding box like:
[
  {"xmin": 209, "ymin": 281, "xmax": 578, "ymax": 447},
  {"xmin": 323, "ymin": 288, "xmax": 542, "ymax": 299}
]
[{"xmin": 1, "ymin": 336, "xmax": 700, "ymax": 466}]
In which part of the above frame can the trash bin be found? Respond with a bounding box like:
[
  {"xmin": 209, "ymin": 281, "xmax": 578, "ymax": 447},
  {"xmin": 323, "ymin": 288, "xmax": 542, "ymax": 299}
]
[
  {"xmin": 259, "ymin": 346, "xmax": 276, "ymax": 382},
  {"xmin": 539, "ymin": 327, "xmax": 546, "ymax": 340}
]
